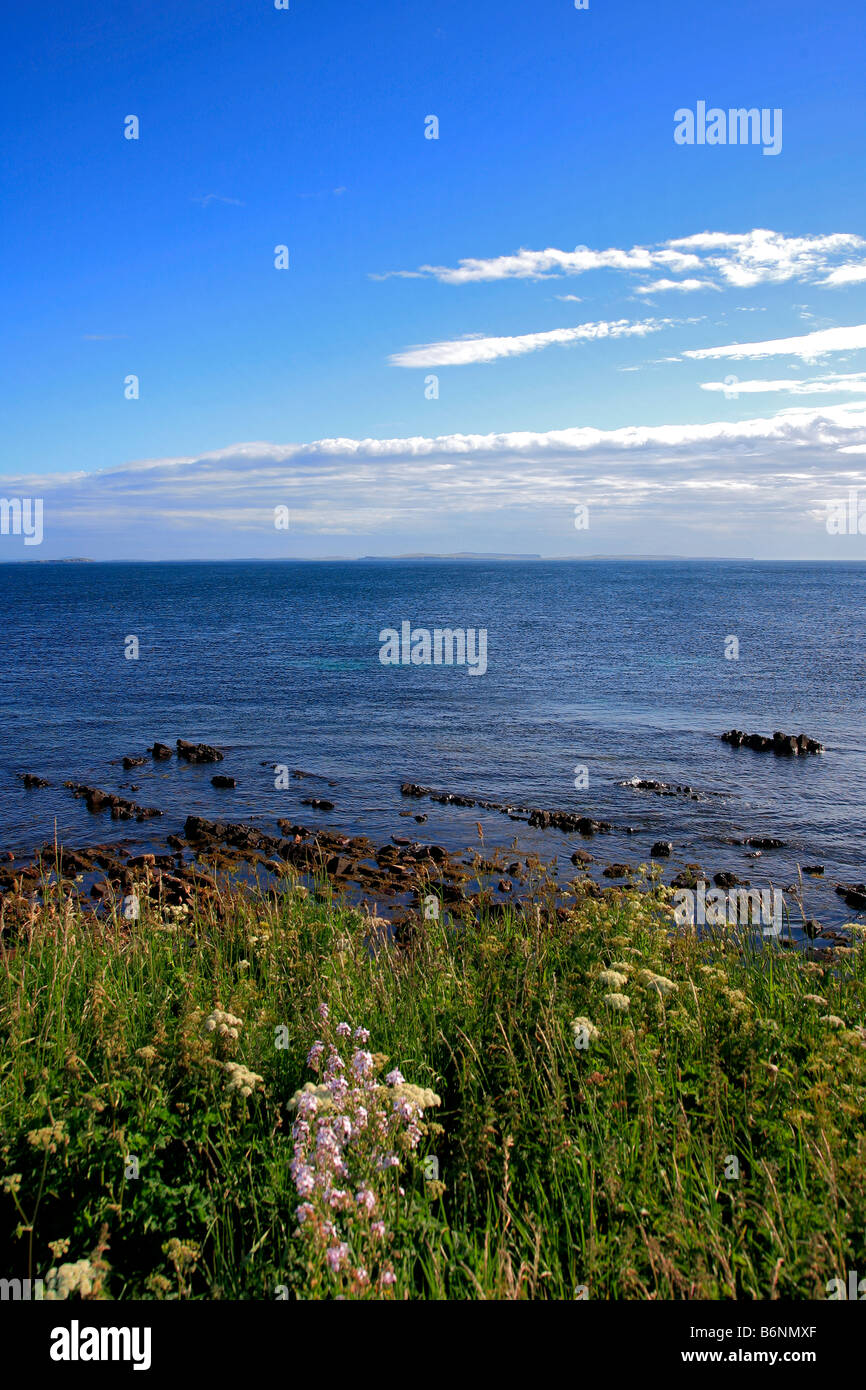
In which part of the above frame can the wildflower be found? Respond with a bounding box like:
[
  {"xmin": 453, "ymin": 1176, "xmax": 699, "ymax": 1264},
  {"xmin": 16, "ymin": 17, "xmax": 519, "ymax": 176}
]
[
  {"xmin": 48, "ymin": 1238, "xmax": 71, "ymax": 1260},
  {"xmin": 43, "ymin": 1258, "xmax": 96, "ymax": 1301},
  {"xmin": 370, "ymin": 1221, "xmax": 386, "ymax": 1239},
  {"xmin": 603, "ymin": 993, "xmax": 630, "ymax": 1013},
  {"xmin": 385, "ymin": 1068, "xmax": 405, "ymax": 1087},
  {"xmin": 336, "ymin": 1021, "xmax": 351, "ymax": 1038},
  {"xmin": 381, "ymin": 1270, "xmax": 396, "ymax": 1286},
  {"xmin": 387, "ymin": 1082, "xmax": 441, "ymax": 1110},
  {"xmin": 354, "ymin": 1026, "xmax": 370, "ymax": 1044},
  {"xmin": 820, "ymin": 1014, "xmax": 846, "ymax": 1029},
  {"xmin": 352, "ymin": 1050, "xmax": 374, "ymax": 1079},
  {"xmin": 1, "ymin": 1174, "xmax": 22, "ymax": 1197},
  {"xmin": 571, "ymin": 1016, "xmax": 600, "ymax": 1045},
  {"xmin": 802, "ymin": 994, "xmax": 828, "ymax": 1007},
  {"xmin": 223, "ymin": 1062, "xmax": 264, "ymax": 1097},
  {"xmin": 377, "ymin": 1153, "xmax": 400, "ymax": 1170},
  {"xmin": 354, "ymin": 1267, "xmax": 369, "ymax": 1286},
  {"xmin": 204, "ymin": 1009, "xmax": 243, "ymax": 1040},
  {"xmin": 291, "ymin": 1161, "xmax": 316, "ymax": 1197},
  {"xmin": 639, "ymin": 970, "xmax": 678, "ymax": 997},
  {"xmin": 318, "ymin": 1003, "xmax": 329, "ymax": 1021},
  {"xmin": 289, "ymin": 1082, "xmax": 332, "ymax": 1113},
  {"xmin": 27, "ymin": 1121, "xmax": 67, "ymax": 1153},
  {"xmin": 136, "ymin": 1045, "xmax": 158, "ymax": 1064},
  {"xmin": 307, "ymin": 1041, "xmax": 325, "ymax": 1071},
  {"xmin": 326, "ymin": 1243, "xmax": 350, "ymax": 1272},
  {"xmin": 163, "ymin": 1239, "xmax": 200, "ymax": 1274},
  {"xmin": 356, "ymin": 1187, "xmax": 376, "ymax": 1214},
  {"xmin": 598, "ymin": 970, "xmax": 628, "ymax": 990},
  {"xmin": 295, "ymin": 1202, "xmax": 315, "ymax": 1224}
]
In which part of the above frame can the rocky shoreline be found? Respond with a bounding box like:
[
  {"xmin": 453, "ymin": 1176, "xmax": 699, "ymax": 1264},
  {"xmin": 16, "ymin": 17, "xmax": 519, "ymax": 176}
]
[{"xmin": 3, "ymin": 730, "xmax": 858, "ymax": 955}]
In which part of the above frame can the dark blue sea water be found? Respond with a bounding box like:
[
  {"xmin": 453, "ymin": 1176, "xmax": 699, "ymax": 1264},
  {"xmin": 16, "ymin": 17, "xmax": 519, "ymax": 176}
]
[{"xmin": 1, "ymin": 559, "xmax": 864, "ymax": 931}]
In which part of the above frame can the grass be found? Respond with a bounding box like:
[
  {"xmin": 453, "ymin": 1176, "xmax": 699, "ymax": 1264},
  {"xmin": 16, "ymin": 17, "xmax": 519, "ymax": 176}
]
[{"xmin": 1, "ymin": 868, "xmax": 865, "ymax": 1300}]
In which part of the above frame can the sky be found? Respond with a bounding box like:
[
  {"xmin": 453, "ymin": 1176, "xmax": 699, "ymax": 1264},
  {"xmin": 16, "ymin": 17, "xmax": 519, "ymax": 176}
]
[{"xmin": 2, "ymin": 0, "xmax": 866, "ymax": 559}]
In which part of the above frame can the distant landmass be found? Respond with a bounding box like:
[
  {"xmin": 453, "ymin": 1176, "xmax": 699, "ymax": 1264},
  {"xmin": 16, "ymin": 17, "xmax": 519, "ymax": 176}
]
[{"xmin": 359, "ymin": 552, "xmax": 542, "ymax": 561}]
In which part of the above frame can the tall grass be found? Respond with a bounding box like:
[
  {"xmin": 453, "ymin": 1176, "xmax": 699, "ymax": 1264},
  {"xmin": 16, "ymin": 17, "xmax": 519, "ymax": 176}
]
[{"xmin": 1, "ymin": 871, "xmax": 864, "ymax": 1299}]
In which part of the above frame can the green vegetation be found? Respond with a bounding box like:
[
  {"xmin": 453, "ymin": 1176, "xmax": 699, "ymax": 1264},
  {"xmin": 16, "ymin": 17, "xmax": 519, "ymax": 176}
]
[{"xmin": 1, "ymin": 872, "xmax": 865, "ymax": 1299}]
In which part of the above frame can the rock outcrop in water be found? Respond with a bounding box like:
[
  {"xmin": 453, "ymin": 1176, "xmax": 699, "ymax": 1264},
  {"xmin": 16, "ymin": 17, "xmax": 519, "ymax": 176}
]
[
  {"xmin": 176, "ymin": 739, "xmax": 224, "ymax": 764},
  {"xmin": 64, "ymin": 783, "xmax": 162, "ymax": 821},
  {"xmin": 618, "ymin": 778, "xmax": 702, "ymax": 800},
  {"xmin": 721, "ymin": 730, "xmax": 824, "ymax": 755}
]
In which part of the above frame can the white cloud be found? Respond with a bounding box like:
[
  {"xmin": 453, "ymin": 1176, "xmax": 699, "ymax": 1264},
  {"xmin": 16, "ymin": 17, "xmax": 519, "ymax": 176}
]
[
  {"xmin": 377, "ymin": 229, "xmax": 866, "ymax": 293},
  {"xmin": 684, "ymin": 322, "xmax": 866, "ymax": 363},
  {"xmin": 7, "ymin": 403, "xmax": 866, "ymax": 549},
  {"xmin": 701, "ymin": 371, "xmax": 866, "ymax": 395},
  {"xmin": 389, "ymin": 317, "xmax": 673, "ymax": 368},
  {"xmin": 635, "ymin": 278, "xmax": 719, "ymax": 295}
]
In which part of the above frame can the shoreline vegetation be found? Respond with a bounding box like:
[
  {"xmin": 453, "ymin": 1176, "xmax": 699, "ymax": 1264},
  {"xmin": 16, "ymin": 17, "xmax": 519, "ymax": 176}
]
[{"xmin": 1, "ymin": 867, "xmax": 865, "ymax": 1300}]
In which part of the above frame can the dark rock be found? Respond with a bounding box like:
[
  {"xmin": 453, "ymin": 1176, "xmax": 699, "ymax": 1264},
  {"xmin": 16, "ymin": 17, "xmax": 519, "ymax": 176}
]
[
  {"xmin": 802, "ymin": 865, "xmax": 824, "ymax": 876},
  {"xmin": 122, "ymin": 755, "xmax": 147, "ymax": 770},
  {"xmin": 326, "ymin": 855, "xmax": 354, "ymax": 878},
  {"xmin": 672, "ymin": 865, "xmax": 705, "ymax": 889},
  {"xmin": 176, "ymin": 739, "xmax": 224, "ymax": 764},
  {"xmin": 301, "ymin": 798, "xmax": 334, "ymax": 812},
  {"xmin": 571, "ymin": 849, "xmax": 594, "ymax": 865},
  {"xmin": 745, "ymin": 836, "xmax": 786, "ymax": 850},
  {"xmin": 618, "ymin": 777, "xmax": 701, "ymax": 800},
  {"xmin": 722, "ymin": 729, "xmax": 824, "ymax": 755},
  {"xmin": 414, "ymin": 814, "xmax": 427, "ymax": 823},
  {"xmin": 149, "ymin": 742, "xmax": 173, "ymax": 759},
  {"xmin": 17, "ymin": 773, "xmax": 50, "ymax": 789},
  {"xmin": 651, "ymin": 840, "xmax": 673, "ymax": 858},
  {"xmin": 713, "ymin": 871, "xmax": 747, "ymax": 889},
  {"xmin": 497, "ymin": 879, "xmax": 512, "ymax": 893},
  {"xmin": 211, "ymin": 775, "xmax": 237, "ymax": 788},
  {"xmin": 602, "ymin": 864, "xmax": 632, "ymax": 879},
  {"xmin": 184, "ymin": 815, "xmax": 228, "ymax": 841}
]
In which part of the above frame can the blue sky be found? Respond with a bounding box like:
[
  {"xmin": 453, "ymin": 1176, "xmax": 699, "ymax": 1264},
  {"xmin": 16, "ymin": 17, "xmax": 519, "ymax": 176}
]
[{"xmin": 2, "ymin": 0, "xmax": 866, "ymax": 558}]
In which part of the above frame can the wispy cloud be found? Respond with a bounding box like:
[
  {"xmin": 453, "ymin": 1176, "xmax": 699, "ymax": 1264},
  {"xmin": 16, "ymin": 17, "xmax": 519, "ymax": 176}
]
[
  {"xmin": 701, "ymin": 371, "xmax": 866, "ymax": 395},
  {"xmin": 375, "ymin": 229, "xmax": 866, "ymax": 294},
  {"xmin": 389, "ymin": 317, "xmax": 674, "ymax": 368},
  {"xmin": 684, "ymin": 322, "xmax": 866, "ymax": 363},
  {"xmin": 192, "ymin": 194, "xmax": 245, "ymax": 207}
]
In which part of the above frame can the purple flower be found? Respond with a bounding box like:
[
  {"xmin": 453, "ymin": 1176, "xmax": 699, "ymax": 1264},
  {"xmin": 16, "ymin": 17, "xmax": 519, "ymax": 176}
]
[
  {"xmin": 353, "ymin": 1026, "xmax": 370, "ymax": 1044},
  {"xmin": 356, "ymin": 1186, "xmax": 376, "ymax": 1214},
  {"xmin": 381, "ymin": 1269, "xmax": 396, "ymax": 1286},
  {"xmin": 295, "ymin": 1202, "xmax": 315, "ymax": 1224},
  {"xmin": 336, "ymin": 1021, "xmax": 351, "ymax": 1038},
  {"xmin": 351, "ymin": 1050, "xmax": 374, "ymax": 1079},
  {"xmin": 385, "ymin": 1068, "xmax": 405, "ymax": 1087},
  {"xmin": 370, "ymin": 1221, "xmax": 386, "ymax": 1239},
  {"xmin": 291, "ymin": 1162, "xmax": 315, "ymax": 1197},
  {"xmin": 297, "ymin": 1091, "xmax": 320, "ymax": 1121},
  {"xmin": 318, "ymin": 1003, "xmax": 329, "ymax": 1021},
  {"xmin": 306, "ymin": 1041, "xmax": 325, "ymax": 1072},
  {"xmin": 326, "ymin": 1242, "xmax": 350, "ymax": 1272}
]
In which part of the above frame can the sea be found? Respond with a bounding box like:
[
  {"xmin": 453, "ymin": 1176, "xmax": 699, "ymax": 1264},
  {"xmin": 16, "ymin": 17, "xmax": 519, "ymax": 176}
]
[{"xmin": 1, "ymin": 559, "xmax": 864, "ymax": 933}]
